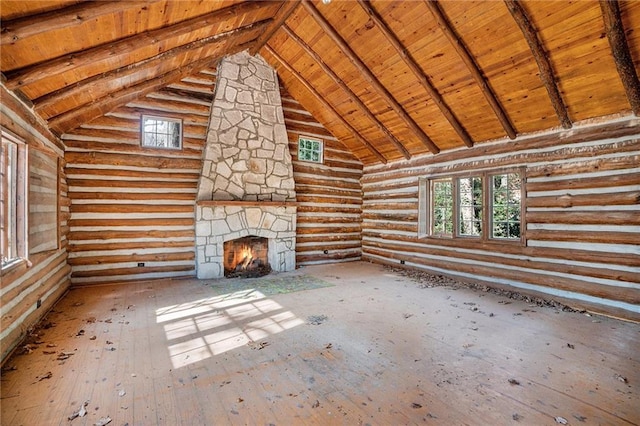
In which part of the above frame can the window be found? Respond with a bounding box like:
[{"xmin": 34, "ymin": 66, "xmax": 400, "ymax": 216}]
[
  {"xmin": 1, "ymin": 128, "xmax": 28, "ymax": 268},
  {"xmin": 431, "ymin": 179, "xmax": 453, "ymax": 236},
  {"xmin": 141, "ymin": 115, "xmax": 182, "ymax": 149},
  {"xmin": 491, "ymin": 173, "xmax": 521, "ymax": 239},
  {"xmin": 298, "ymin": 136, "xmax": 323, "ymax": 163},
  {"xmin": 458, "ymin": 176, "xmax": 483, "ymax": 237},
  {"xmin": 419, "ymin": 169, "xmax": 523, "ymax": 242}
]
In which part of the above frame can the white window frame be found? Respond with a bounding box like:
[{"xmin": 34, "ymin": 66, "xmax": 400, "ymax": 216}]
[
  {"xmin": 141, "ymin": 115, "xmax": 182, "ymax": 150},
  {"xmin": 1, "ymin": 127, "xmax": 28, "ymax": 269},
  {"xmin": 418, "ymin": 168, "xmax": 525, "ymax": 244},
  {"xmin": 298, "ymin": 135, "xmax": 324, "ymax": 164}
]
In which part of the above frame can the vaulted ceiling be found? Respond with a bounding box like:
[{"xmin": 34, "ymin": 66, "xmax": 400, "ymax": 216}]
[{"xmin": 2, "ymin": 0, "xmax": 639, "ymax": 165}]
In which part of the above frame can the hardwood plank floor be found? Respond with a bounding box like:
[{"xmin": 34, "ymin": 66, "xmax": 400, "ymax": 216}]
[{"xmin": 1, "ymin": 262, "xmax": 639, "ymax": 425}]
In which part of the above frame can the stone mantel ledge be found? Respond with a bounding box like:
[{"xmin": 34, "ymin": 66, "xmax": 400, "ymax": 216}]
[{"xmin": 196, "ymin": 200, "xmax": 298, "ymax": 207}]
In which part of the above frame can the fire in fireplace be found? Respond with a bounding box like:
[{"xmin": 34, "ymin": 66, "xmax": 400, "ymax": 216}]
[{"xmin": 223, "ymin": 236, "xmax": 271, "ymax": 278}]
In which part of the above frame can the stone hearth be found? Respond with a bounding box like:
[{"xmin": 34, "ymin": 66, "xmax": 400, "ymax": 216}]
[{"xmin": 195, "ymin": 52, "xmax": 296, "ymax": 279}]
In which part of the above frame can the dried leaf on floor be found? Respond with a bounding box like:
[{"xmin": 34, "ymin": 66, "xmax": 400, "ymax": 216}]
[
  {"xmin": 615, "ymin": 374, "xmax": 628, "ymax": 383},
  {"xmin": 307, "ymin": 315, "xmax": 328, "ymax": 325},
  {"xmin": 94, "ymin": 416, "xmax": 112, "ymax": 426},
  {"xmin": 35, "ymin": 371, "xmax": 52, "ymax": 382},
  {"xmin": 312, "ymin": 400, "xmax": 320, "ymax": 408},
  {"xmin": 68, "ymin": 401, "xmax": 88, "ymax": 420}
]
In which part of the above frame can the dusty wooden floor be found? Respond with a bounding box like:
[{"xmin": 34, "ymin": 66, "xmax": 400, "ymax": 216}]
[{"xmin": 1, "ymin": 262, "xmax": 639, "ymax": 425}]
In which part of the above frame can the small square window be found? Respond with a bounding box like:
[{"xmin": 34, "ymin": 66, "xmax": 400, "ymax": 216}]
[
  {"xmin": 141, "ymin": 116, "xmax": 182, "ymax": 149},
  {"xmin": 298, "ymin": 136, "xmax": 323, "ymax": 164}
]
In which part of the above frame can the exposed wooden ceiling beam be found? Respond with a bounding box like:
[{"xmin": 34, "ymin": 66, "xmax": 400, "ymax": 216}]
[
  {"xmin": 48, "ymin": 41, "xmax": 251, "ymax": 135},
  {"xmin": 302, "ymin": 0, "xmax": 440, "ymax": 155},
  {"xmin": 600, "ymin": 0, "xmax": 640, "ymax": 115},
  {"xmin": 1, "ymin": 1, "xmax": 163, "ymax": 45},
  {"xmin": 504, "ymin": 0, "xmax": 572, "ymax": 129},
  {"xmin": 263, "ymin": 45, "xmax": 388, "ymax": 164},
  {"xmin": 35, "ymin": 21, "xmax": 270, "ymax": 119},
  {"xmin": 424, "ymin": 0, "xmax": 518, "ymax": 140},
  {"xmin": 249, "ymin": 1, "xmax": 300, "ymax": 56},
  {"xmin": 4, "ymin": 1, "xmax": 275, "ymax": 89},
  {"xmin": 281, "ymin": 24, "xmax": 411, "ymax": 160},
  {"xmin": 357, "ymin": 0, "xmax": 474, "ymax": 148}
]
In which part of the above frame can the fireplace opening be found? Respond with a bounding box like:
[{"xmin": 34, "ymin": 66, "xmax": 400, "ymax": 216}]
[{"xmin": 223, "ymin": 236, "xmax": 271, "ymax": 278}]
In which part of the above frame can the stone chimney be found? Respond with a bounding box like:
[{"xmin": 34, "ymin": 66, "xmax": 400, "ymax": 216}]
[
  {"xmin": 195, "ymin": 51, "xmax": 297, "ymax": 279},
  {"xmin": 197, "ymin": 51, "xmax": 295, "ymax": 202}
]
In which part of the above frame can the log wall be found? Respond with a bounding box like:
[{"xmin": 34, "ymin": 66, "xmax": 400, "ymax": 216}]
[
  {"xmin": 63, "ymin": 71, "xmax": 216, "ymax": 285},
  {"xmin": 1, "ymin": 84, "xmax": 70, "ymax": 363},
  {"xmin": 64, "ymin": 74, "xmax": 364, "ymax": 284},
  {"xmin": 362, "ymin": 117, "xmax": 640, "ymax": 321},
  {"xmin": 282, "ymin": 87, "xmax": 364, "ymax": 266}
]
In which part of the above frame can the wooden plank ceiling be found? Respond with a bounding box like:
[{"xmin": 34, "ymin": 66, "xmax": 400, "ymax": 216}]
[{"xmin": 2, "ymin": 0, "xmax": 639, "ymax": 165}]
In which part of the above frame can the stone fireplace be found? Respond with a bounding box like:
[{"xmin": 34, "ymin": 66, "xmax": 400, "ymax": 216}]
[{"xmin": 195, "ymin": 51, "xmax": 296, "ymax": 279}]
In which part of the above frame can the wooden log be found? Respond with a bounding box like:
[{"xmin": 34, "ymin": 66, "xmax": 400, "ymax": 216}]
[
  {"xmin": 296, "ymin": 226, "xmax": 362, "ymax": 235},
  {"xmin": 48, "ymin": 41, "xmax": 250, "ymax": 134},
  {"xmin": 263, "ymin": 45, "xmax": 388, "ymax": 163},
  {"xmin": 296, "ymin": 251, "xmax": 361, "ymax": 263},
  {"xmin": 527, "ymin": 230, "xmax": 639, "ymax": 246},
  {"xmin": 68, "ymin": 218, "xmax": 193, "ymax": 227},
  {"xmin": 600, "ymin": 0, "xmax": 640, "ymax": 115},
  {"xmin": 64, "ymin": 167, "xmax": 199, "ymax": 181},
  {"xmin": 68, "ymin": 252, "xmax": 194, "ymax": 266},
  {"xmin": 424, "ymin": 0, "xmax": 517, "ymax": 139},
  {"xmin": 64, "ymin": 152, "xmax": 202, "ymax": 170},
  {"xmin": 297, "ymin": 206, "xmax": 362, "ymax": 214},
  {"xmin": 0, "ymin": 1, "xmax": 163, "ymax": 45},
  {"xmin": 35, "ymin": 21, "xmax": 268, "ymax": 119},
  {"xmin": 526, "ymin": 210, "xmax": 640, "ymax": 225},
  {"xmin": 4, "ymin": 1, "xmax": 273, "ymax": 85},
  {"xmin": 71, "ymin": 265, "xmax": 195, "ymax": 279},
  {"xmin": 69, "ymin": 204, "xmax": 193, "ymax": 214},
  {"xmin": 67, "ymin": 178, "xmax": 197, "ymax": 189},
  {"xmin": 68, "ymin": 230, "xmax": 194, "ymax": 241},
  {"xmin": 357, "ymin": 0, "xmax": 474, "ymax": 148},
  {"xmin": 297, "ymin": 234, "xmax": 362, "ymax": 243},
  {"xmin": 526, "ymin": 191, "xmax": 640, "ymax": 208},
  {"xmin": 301, "ymin": 0, "xmax": 440, "ymax": 155},
  {"xmin": 282, "ymin": 24, "xmax": 412, "ymax": 159},
  {"xmin": 293, "ymin": 175, "xmax": 362, "ymax": 190},
  {"xmin": 504, "ymin": 0, "xmax": 572, "ymax": 129},
  {"xmin": 526, "ymin": 172, "xmax": 640, "ymax": 191}
]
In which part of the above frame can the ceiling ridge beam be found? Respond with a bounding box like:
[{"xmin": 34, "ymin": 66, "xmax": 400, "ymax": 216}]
[
  {"xmin": 504, "ymin": 0, "xmax": 572, "ymax": 129},
  {"xmin": 301, "ymin": 0, "xmax": 440, "ymax": 155},
  {"xmin": 4, "ymin": 1, "xmax": 275, "ymax": 89},
  {"xmin": 424, "ymin": 0, "xmax": 518, "ymax": 140},
  {"xmin": 600, "ymin": 0, "xmax": 640, "ymax": 115},
  {"xmin": 357, "ymin": 0, "xmax": 474, "ymax": 148},
  {"xmin": 263, "ymin": 45, "xmax": 388, "ymax": 164},
  {"xmin": 34, "ymin": 21, "xmax": 270, "ymax": 119},
  {"xmin": 250, "ymin": 1, "xmax": 300, "ymax": 56},
  {"xmin": 1, "ymin": 1, "xmax": 163, "ymax": 45},
  {"xmin": 281, "ymin": 24, "xmax": 411, "ymax": 160},
  {"xmin": 48, "ymin": 40, "xmax": 253, "ymax": 135}
]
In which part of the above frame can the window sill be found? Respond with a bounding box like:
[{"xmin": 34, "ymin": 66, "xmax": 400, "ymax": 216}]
[{"xmin": 1, "ymin": 258, "xmax": 28, "ymax": 274}]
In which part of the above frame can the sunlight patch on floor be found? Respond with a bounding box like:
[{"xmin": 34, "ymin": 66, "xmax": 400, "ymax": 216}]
[{"xmin": 156, "ymin": 288, "xmax": 304, "ymax": 368}]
